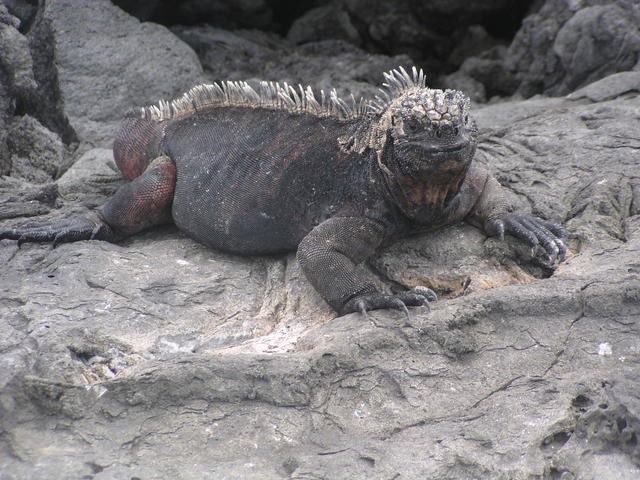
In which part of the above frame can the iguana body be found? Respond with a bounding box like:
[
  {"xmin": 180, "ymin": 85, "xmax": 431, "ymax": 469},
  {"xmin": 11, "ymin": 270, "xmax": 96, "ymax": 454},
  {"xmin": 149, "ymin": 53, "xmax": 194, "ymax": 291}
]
[{"xmin": 1, "ymin": 67, "xmax": 565, "ymax": 315}]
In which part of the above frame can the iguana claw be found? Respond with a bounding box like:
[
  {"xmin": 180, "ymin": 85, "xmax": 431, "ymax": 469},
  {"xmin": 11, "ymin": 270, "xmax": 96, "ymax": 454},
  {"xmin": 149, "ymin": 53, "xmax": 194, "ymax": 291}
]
[
  {"xmin": 1, "ymin": 213, "xmax": 116, "ymax": 247},
  {"xmin": 341, "ymin": 286, "xmax": 438, "ymax": 316},
  {"xmin": 485, "ymin": 213, "xmax": 566, "ymax": 262}
]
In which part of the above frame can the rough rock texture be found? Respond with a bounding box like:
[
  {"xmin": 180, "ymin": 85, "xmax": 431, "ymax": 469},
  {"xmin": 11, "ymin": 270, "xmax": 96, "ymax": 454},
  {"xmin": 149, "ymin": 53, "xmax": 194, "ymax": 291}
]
[
  {"xmin": 286, "ymin": 4, "xmax": 361, "ymax": 46},
  {"xmin": 116, "ymin": 0, "xmax": 535, "ymax": 77},
  {"xmin": 171, "ymin": 25, "xmax": 412, "ymax": 100},
  {"xmin": 113, "ymin": 0, "xmax": 275, "ymax": 29},
  {"xmin": 1, "ymin": 1, "xmax": 639, "ymax": 479},
  {"xmin": 509, "ymin": 0, "xmax": 640, "ymax": 96},
  {"xmin": 6, "ymin": 115, "xmax": 64, "ymax": 183},
  {"xmin": 442, "ymin": 0, "xmax": 640, "ymax": 101},
  {"xmin": 496, "ymin": 0, "xmax": 640, "ymax": 98},
  {"xmin": 0, "ymin": 4, "xmax": 37, "ymax": 175},
  {"xmin": 42, "ymin": 0, "xmax": 204, "ymax": 147}
]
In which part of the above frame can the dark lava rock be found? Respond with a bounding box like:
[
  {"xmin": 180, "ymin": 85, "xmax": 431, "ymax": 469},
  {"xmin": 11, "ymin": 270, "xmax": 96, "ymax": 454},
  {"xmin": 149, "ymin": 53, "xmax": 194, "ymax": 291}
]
[
  {"xmin": 113, "ymin": 0, "xmax": 274, "ymax": 29},
  {"xmin": 287, "ymin": 4, "xmax": 361, "ymax": 46},
  {"xmin": 7, "ymin": 115, "xmax": 64, "ymax": 183},
  {"xmin": 41, "ymin": 0, "xmax": 204, "ymax": 147},
  {"xmin": 446, "ymin": 0, "xmax": 640, "ymax": 99},
  {"xmin": 505, "ymin": 0, "xmax": 640, "ymax": 97},
  {"xmin": 172, "ymin": 25, "xmax": 412, "ymax": 100}
]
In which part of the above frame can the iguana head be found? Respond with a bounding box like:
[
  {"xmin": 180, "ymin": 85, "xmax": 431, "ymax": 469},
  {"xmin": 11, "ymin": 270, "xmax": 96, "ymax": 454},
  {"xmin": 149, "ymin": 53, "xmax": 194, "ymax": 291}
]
[
  {"xmin": 386, "ymin": 88, "xmax": 476, "ymax": 169},
  {"xmin": 373, "ymin": 69, "xmax": 478, "ymax": 181},
  {"xmin": 368, "ymin": 67, "xmax": 479, "ymax": 219}
]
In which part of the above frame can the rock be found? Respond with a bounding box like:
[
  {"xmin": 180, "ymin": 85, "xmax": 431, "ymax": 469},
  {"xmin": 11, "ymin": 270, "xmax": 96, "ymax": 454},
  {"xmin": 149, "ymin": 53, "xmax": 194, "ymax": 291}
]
[
  {"xmin": 445, "ymin": 45, "xmax": 519, "ymax": 99},
  {"xmin": 1, "ymin": 4, "xmax": 640, "ymax": 479},
  {"xmin": 447, "ymin": 25, "xmax": 503, "ymax": 69},
  {"xmin": 0, "ymin": 177, "xmax": 57, "ymax": 220},
  {"xmin": 0, "ymin": 4, "xmax": 36, "ymax": 93},
  {"xmin": 113, "ymin": 0, "xmax": 274, "ymax": 29},
  {"xmin": 411, "ymin": 0, "xmax": 520, "ymax": 20},
  {"xmin": 287, "ymin": 4, "xmax": 361, "ymax": 46},
  {"xmin": 341, "ymin": 0, "xmax": 533, "ymax": 73},
  {"xmin": 2, "ymin": 0, "xmax": 38, "ymax": 26},
  {"xmin": 372, "ymin": 224, "xmax": 540, "ymax": 300},
  {"xmin": 567, "ymin": 70, "xmax": 640, "ymax": 101},
  {"xmin": 175, "ymin": 0, "xmax": 274, "ymax": 29},
  {"xmin": 553, "ymin": 4, "xmax": 640, "ymax": 91},
  {"xmin": 173, "ymin": 25, "xmax": 412, "ymax": 100},
  {"xmin": 440, "ymin": 69, "xmax": 487, "ymax": 103},
  {"xmin": 343, "ymin": 0, "xmax": 446, "ymax": 63},
  {"xmin": 56, "ymin": 148, "xmax": 124, "ymax": 209},
  {"xmin": 0, "ymin": 4, "xmax": 35, "ymax": 175},
  {"xmin": 0, "ymin": 73, "xmax": 12, "ymax": 177},
  {"xmin": 41, "ymin": 0, "xmax": 204, "ymax": 147},
  {"xmin": 170, "ymin": 25, "xmax": 289, "ymax": 80},
  {"xmin": 505, "ymin": 0, "xmax": 640, "ymax": 96},
  {"xmin": 7, "ymin": 115, "xmax": 64, "ymax": 183},
  {"xmin": 108, "ymin": 0, "xmax": 164, "ymax": 22},
  {"xmin": 20, "ymin": 0, "xmax": 77, "ymax": 146}
]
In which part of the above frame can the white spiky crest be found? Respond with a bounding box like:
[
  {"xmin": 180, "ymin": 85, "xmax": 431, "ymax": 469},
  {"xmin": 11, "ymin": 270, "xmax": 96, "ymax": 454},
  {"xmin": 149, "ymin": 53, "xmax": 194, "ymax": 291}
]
[
  {"xmin": 369, "ymin": 66, "xmax": 427, "ymax": 111},
  {"xmin": 135, "ymin": 66, "xmax": 429, "ymax": 122}
]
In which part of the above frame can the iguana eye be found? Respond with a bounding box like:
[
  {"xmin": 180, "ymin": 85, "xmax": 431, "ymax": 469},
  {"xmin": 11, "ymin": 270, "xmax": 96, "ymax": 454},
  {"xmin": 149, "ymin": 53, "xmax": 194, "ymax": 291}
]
[{"xmin": 403, "ymin": 118, "xmax": 421, "ymax": 134}]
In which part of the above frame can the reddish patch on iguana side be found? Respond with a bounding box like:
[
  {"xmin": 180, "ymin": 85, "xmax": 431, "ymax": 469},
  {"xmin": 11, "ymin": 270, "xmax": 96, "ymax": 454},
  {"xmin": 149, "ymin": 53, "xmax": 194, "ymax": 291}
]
[
  {"xmin": 100, "ymin": 156, "xmax": 175, "ymax": 235},
  {"xmin": 113, "ymin": 116, "xmax": 165, "ymax": 180}
]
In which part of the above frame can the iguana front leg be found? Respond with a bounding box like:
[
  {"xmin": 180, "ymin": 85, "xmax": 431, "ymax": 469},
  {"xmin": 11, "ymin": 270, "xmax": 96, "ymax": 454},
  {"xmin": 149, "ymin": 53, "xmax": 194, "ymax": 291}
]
[
  {"xmin": 464, "ymin": 167, "xmax": 566, "ymax": 262},
  {"xmin": 0, "ymin": 155, "xmax": 176, "ymax": 246},
  {"xmin": 297, "ymin": 216, "xmax": 436, "ymax": 315}
]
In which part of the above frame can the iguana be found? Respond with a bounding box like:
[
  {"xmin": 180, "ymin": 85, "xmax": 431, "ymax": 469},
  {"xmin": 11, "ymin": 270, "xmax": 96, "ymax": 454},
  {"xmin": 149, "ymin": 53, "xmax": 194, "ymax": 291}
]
[{"xmin": 0, "ymin": 67, "xmax": 566, "ymax": 315}]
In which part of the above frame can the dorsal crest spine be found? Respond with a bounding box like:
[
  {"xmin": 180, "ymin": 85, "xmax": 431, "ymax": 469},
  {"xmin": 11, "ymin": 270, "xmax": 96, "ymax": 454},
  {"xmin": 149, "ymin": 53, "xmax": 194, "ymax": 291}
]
[{"xmin": 135, "ymin": 66, "xmax": 427, "ymax": 122}]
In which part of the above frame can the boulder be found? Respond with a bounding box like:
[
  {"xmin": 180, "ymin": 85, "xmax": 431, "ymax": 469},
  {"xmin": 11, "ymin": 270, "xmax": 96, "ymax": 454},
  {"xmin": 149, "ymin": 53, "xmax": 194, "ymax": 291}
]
[
  {"xmin": 112, "ymin": 0, "xmax": 274, "ymax": 29},
  {"xmin": 172, "ymin": 25, "xmax": 412, "ymax": 100},
  {"xmin": 40, "ymin": 0, "xmax": 203, "ymax": 147},
  {"xmin": 7, "ymin": 115, "xmax": 64, "ymax": 183},
  {"xmin": 287, "ymin": 4, "xmax": 361, "ymax": 46},
  {"xmin": 505, "ymin": 0, "xmax": 640, "ymax": 96}
]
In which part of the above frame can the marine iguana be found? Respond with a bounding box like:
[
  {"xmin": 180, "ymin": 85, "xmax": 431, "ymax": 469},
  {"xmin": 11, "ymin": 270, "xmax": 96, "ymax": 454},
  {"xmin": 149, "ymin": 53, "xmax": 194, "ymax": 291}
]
[{"xmin": 0, "ymin": 67, "xmax": 566, "ymax": 315}]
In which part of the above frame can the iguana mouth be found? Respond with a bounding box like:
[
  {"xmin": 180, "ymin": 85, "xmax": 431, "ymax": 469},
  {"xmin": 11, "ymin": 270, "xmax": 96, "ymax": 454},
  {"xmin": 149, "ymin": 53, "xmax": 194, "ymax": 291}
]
[{"xmin": 404, "ymin": 140, "xmax": 469, "ymax": 154}]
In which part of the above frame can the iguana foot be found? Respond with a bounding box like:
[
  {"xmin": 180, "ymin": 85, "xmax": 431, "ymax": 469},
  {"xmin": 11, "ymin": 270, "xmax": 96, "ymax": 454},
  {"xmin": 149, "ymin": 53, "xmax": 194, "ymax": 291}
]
[
  {"xmin": 0, "ymin": 212, "xmax": 117, "ymax": 247},
  {"xmin": 486, "ymin": 213, "xmax": 566, "ymax": 263},
  {"xmin": 341, "ymin": 286, "xmax": 438, "ymax": 316}
]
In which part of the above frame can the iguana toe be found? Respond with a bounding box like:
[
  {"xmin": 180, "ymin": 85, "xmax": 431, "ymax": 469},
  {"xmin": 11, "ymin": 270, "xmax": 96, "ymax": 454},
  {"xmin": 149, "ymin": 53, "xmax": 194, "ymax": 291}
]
[
  {"xmin": 487, "ymin": 213, "xmax": 566, "ymax": 264},
  {"xmin": 1, "ymin": 213, "xmax": 116, "ymax": 247},
  {"xmin": 341, "ymin": 286, "xmax": 437, "ymax": 316}
]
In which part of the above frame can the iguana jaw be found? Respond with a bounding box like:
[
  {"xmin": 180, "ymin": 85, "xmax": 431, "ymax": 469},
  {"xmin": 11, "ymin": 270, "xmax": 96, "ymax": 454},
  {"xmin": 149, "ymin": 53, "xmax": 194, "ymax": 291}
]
[
  {"xmin": 418, "ymin": 141, "xmax": 469, "ymax": 153},
  {"xmin": 393, "ymin": 134, "xmax": 475, "ymax": 174},
  {"xmin": 399, "ymin": 137, "xmax": 471, "ymax": 155}
]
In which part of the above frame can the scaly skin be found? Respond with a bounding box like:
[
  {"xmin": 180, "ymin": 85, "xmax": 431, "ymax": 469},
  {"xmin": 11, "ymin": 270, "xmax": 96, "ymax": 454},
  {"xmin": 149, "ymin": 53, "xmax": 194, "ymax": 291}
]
[{"xmin": 0, "ymin": 67, "xmax": 566, "ymax": 316}]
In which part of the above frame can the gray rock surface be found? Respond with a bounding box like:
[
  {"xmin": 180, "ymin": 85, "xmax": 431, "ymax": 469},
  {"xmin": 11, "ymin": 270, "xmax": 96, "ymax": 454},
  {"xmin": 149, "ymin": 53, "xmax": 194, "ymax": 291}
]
[
  {"xmin": 42, "ymin": 0, "xmax": 204, "ymax": 147},
  {"xmin": 7, "ymin": 115, "xmax": 64, "ymax": 183},
  {"xmin": 0, "ymin": 4, "xmax": 32, "ymax": 175},
  {"xmin": 505, "ymin": 0, "xmax": 640, "ymax": 97},
  {"xmin": 172, "ymin": 25, "xmax": 412, "ymax": 100},
  {"xmin": 445, "ymin": 0, "xmax": 640, "ymax": 100},
  {"xmin": 1, "ymin": 2, "xmax": 639, "ymax": 479},
  {"xmin": 113, "ymin": 0, "xmax": 274, "ymax": 29},
  {"xmin": 287, "ymin": 4, "xmax": 361, "ymax": 46}
]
